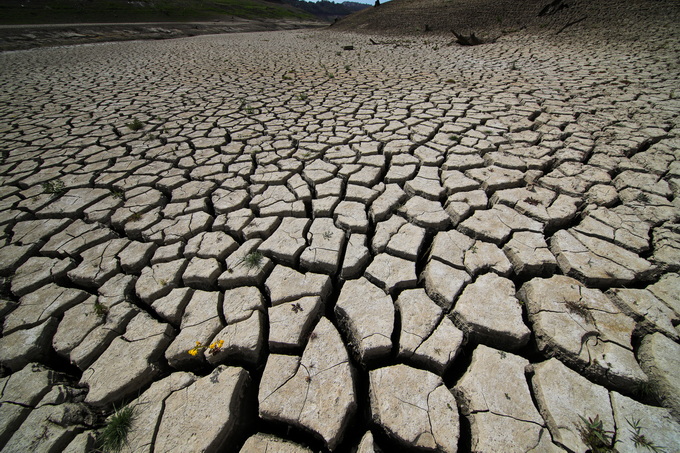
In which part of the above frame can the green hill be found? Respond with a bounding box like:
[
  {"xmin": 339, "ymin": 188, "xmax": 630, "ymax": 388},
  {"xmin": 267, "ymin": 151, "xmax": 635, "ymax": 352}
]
[{"xmin": 0, "ymin": 0, "xmax": 316, "ymax": 25}]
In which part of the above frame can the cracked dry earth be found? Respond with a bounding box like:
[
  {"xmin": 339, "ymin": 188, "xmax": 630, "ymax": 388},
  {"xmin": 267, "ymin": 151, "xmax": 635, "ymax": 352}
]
[{"xmin": 0, "ymin": 23, "xmax": 680, "ymax": 453}]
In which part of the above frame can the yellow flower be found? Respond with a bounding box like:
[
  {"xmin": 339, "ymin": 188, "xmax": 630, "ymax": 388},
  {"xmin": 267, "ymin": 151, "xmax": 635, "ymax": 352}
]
[
  {"xmin": 209, "ymin": 343, "xmax": 216, "ymax": 349},
  {"xmin": 195, "ymin": 341, "xmax": 202, "ymax": 347},
  {"xmin": 217, "ymin": 340, "xmax": 224, "ymax": 348},
  {"xmin": 188, "ymin": 348, "xmax": 199, "ymax": 356}
]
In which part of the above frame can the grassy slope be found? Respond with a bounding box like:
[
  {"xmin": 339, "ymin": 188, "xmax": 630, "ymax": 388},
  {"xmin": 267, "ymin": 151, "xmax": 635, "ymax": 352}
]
[{"xmin": 0, "ymin": 0, "xmax": 316, "ymax": 25}]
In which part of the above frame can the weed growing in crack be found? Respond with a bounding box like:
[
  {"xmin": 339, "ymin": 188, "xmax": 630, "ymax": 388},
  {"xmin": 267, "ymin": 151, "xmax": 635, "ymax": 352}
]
[
  {"xmin": 636, "ymin": 192, "xmax": 651, "ymax": 203},
  {"xmin": 110, "ymin": 189, "xmax": 124, "ymax": 199},
  {"xmin": 239, "ymin": 99, "xmax": 255, "ymax": 115},
  {"xmin": 627, "ymin": 418, "xmax": 667, "ymax": 452},
  {"xmin": 635, "ymin": 381, "xmax": 656, "ymax": 401},
  {"xmin": 93, "ymin": 301, "xmax": 109, "ymax": 321},
  {"xmin": 97, "ymin": 405, "xmax": 135, "ymax": 453},
  {"xmin": 296, "ymin": 93, "xmax": 309, "ymax": 102},
  {"xmin": 126, "ymin": 118, "xmax": 144, "ymax": 132},
  {"xmin": 578, "ymin": 414, "xmax": 615, "ymax": 453},
  {"xmin": 128, "ymin": 212, "xmax": 142, "ymax": 222},
  {"xmin": 449, "ymin": 134, "xmax": 460, "ymax": 143},
  {"xmin": 243, "ymin": 251, "xmax": 264, "ymax": 269},
  {"xmin": 322, "ymin": 231, "xmax": 333, "ymax": 240},
  {"xmin": 41, "ymin": 179, "xmax": 66, "ymax": 196}
]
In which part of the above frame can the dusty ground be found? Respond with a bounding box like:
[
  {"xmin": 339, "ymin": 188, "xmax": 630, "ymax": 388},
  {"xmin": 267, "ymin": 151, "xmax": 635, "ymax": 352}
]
[
  {"xmin": 0, "ymin": 3, "xmax": 679, "ymax": 452},
  {"xmin": 0, "ymin": 19, "xmax": 325, "ymax": 51}
]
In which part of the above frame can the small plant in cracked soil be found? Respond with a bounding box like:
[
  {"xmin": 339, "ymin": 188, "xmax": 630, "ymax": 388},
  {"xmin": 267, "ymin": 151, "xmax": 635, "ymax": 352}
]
[
  {"xmin": 126, "ymin": 118, "xmax": 144, "ymax": 131},
  {"xmin": 579, "ymin": 414, "xmax": 616, "ymax": 453},
  {"xmin": 93, "ymin": 301, "xmax": 109, "ymax": 321},
  {"xmin": 627, "ymin": 418, "xmax": 667, "ymax": 452},
  {"xmin": 242, "ymin": 251, "xmax": 264, "ymax": 269},
  {"xmin": 96, "ymin": 405, "xmax": 135, "ymax": 453},
  {"xmin": 41, "ymin": 179, "xmax": 66, "ymax": 196}
]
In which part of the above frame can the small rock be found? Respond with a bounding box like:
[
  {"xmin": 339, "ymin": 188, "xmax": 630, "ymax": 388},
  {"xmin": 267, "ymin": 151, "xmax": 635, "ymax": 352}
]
[{"xmin": 356, "ymin": 431, "xmax": 380, "ymax": 453}]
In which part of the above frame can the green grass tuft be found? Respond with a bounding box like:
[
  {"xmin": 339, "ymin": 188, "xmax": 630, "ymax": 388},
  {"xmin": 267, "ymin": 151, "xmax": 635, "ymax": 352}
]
[
  {"xmin": 126, "ymin": 118, "xmax": 144, "ymax": 132},
  {"xmin": 243, "ymin": 251, "xmax": 264, "ymax": 269},
  {"xmin": 41, "ymin": 179, "xmax": 66, "ymax": 196},
  {"xmin": 97, "ymin": 405, "xmax": 135, "ymax": 453}
]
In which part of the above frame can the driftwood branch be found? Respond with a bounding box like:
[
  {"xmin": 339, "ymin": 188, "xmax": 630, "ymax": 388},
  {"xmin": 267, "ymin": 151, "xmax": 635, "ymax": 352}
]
[
  {"xmin": 555, "ymin": 15, "xmax": 587, "ymax": 35},
  {"xmin": 451, "ymin": 30, "xmax": 485, "ymax": 46}
]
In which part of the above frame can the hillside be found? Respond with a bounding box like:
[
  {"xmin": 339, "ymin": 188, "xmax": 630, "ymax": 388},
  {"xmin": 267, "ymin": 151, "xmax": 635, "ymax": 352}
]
[
  {"xmin": 333, "ymin": 0, "xmax": 680, "ymax": 39},
  {"xmin": 283, "ymin": 0, "xmax": 370, "ymax": 22},
  {"xmin": 0, "ymin": 0, "xmax": 316, "ymax": 25}
]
